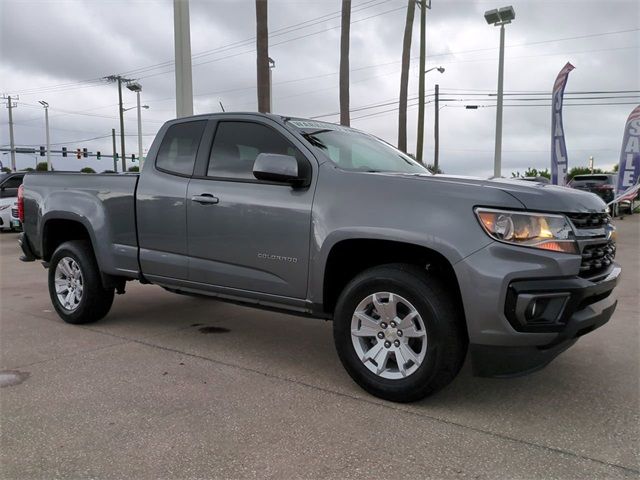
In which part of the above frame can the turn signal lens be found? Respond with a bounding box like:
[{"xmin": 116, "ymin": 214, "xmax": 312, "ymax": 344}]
[{"xmin": 475, "ymin": 208, "xmax": 578, "ymax": 254}]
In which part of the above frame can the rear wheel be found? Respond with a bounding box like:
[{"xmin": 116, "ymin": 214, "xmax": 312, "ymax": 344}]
[
  {"xmin": 48, "ymin": 240, "xmax": 114, "ymax": 324},
  {"xmin": 333, "ymin": 264, "xmax": 467, "ymax": 402}
]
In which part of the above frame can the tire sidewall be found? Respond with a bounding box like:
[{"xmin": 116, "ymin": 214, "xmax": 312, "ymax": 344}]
[
  {"xmin": 334, "ymin": 269, "xmax": 450, "ymax": 399},
  {"xmin": 48, "ymin": 241, "xmax": 101, "ymax": 324}
]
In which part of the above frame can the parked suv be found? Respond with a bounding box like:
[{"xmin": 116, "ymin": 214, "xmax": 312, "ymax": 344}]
[
  {"xmin": 568, "ymin": 174, "xmax": 618, "ymax": 204},
  {"xmin": 18, "ymin": 113, "xmax": 620, "ymax": 402}
]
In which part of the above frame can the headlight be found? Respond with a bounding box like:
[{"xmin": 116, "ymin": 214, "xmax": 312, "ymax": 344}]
[{"xmin": 475, "ymin": 208, "xmax": 577, "ymax": 254}]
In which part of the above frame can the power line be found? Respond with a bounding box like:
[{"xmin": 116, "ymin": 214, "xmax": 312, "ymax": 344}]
[{"xmin": 121, "ymin": 0, "xmax": 391, "ymax": 77}]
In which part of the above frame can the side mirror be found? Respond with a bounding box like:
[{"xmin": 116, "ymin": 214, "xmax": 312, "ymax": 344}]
[{"xmin": 253, "ymin": 153, "xmax": 301, "ymax": 184}]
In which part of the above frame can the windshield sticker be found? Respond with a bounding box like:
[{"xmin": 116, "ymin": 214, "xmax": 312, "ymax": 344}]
[{"xmin": 289, "ymin": 120, "xmax": 355, "ymax": 133}]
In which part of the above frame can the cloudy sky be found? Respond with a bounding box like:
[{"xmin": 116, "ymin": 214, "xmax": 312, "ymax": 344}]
[{"xmin": 1, "ymin": 0, "xmax": 638, "ymax": 176}]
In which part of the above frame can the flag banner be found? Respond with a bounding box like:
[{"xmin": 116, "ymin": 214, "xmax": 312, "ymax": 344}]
[
  {"xmin": 616, "ymin": 105, "xmax": 640, "ymax": 195},
  {"xmin": 550, "ymin": 62, "xmax": 575, "ymax": 186}
]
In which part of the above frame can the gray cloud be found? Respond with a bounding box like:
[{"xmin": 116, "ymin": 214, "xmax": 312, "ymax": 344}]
[{"xmin": 1, "ymin": 0, "xmax": 638, "ymax": 174}]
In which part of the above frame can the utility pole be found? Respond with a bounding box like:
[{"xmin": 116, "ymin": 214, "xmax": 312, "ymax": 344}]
[
  {"xmin": 174, "ymin": 0, "xmax": 194, "ymax": 117},
  {"xmin": 104, "ymin": 75, "xmax": 134, "ymax": 172},
  {"xmin": 339, "ymin": 0, "xmax": 351, "ymax": 126},
  {"xmin": 397, "ymin": 0, "xmax": 416, "ymax": 153},
  {"xmin": 39, "ymin": 101, "xmax": 51, "ymax": 171},
  {"xmin": 256, "ymin": 0, "xmax": 270, "ymax": 113},
  {"xmin": 112, "ymin": 128, "xmax": 118, "ymax": 172},
  {"xmin": 415, "ymin": 0, "xmax": 430, "ymax": 164},
  {"xmin": 2, "ymin": 95, "xmax": 17, "ymax": 171},
  {"xmin": 434, "ymin": 84, "xmax": 439, "ymax": 172}
]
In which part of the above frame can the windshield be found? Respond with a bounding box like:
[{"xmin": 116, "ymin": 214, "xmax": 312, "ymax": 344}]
[{"xmin": 288, "ymin": 120, "xmax": 428, "ymax": 174}]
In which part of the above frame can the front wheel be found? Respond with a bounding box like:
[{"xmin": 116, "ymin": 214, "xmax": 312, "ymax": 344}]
[
  {"xmin": 48, "ymin": 240, "xmax": 114, "ymax": 324},
  {"xmin": 333, "ymin": 264, "xmax": 467, "ymax": 402}
]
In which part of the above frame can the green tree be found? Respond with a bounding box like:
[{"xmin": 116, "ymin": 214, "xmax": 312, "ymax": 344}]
[
  {"xmin": 128, "ymin": 166, "xmax": 139, "ymax": 172},
  {"xmin": 512, "ymin": 167, "xmax": 551, "ymax": 179},
  {"xmin": 1, "ymin": 166, "xmax": 11, "ymax": 173},
  {"xmin": 612, "ymin": 164, "xmax": 619, "ymax": 172},
  {"xmin": 80, "ymin": 167, "xmax": 96, "ymax": 173},
  {"xmin": 101, "ymin": 170, "xmax": 116, "ymax": 174},
  {"xmin": 426, "ymin": 164, "xmax": 443, "ymax": 174},
  {"xmin": 36, "ymin": 162, "xmax": 49, "ymax": 171},
  {"xmin": 21, "ymin": 167, "xmax": 35, "ymax": 172}
]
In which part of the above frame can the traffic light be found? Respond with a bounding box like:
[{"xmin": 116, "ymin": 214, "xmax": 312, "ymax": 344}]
[
  {"xmin": 39, "ymin": 146, "xmax": 45, "ymax": 157},
  {"xmin": 76, "ymin": 148, "xmax": 82, "ymax": 159},
  {"xmin": 62, "ymin": 147, "xmax": 67, "ymax": 157},
  {"xmin": 96, "ymin": 151, "xmax": 101, "ymax": 160},
  {"xmin": 83, "ymin": 148, "xmax": 88, "ymax": 158}
]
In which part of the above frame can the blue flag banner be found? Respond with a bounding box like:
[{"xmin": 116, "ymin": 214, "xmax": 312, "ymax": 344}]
[
  {"xmin": 550, "ymin": 62, "xmax": 575, "ymax": 186},
  {"xmin": 616, "ymin": 105, "xmax": 640, "ymax": 195}
]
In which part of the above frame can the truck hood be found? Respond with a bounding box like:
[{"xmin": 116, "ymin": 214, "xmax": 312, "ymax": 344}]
[{"xmin": 385, "ymin": 173, "xmax": 607, "ymax": 213}]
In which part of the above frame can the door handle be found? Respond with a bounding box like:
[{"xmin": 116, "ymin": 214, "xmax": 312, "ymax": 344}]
[{"xmin": 191, "ymin": 194, "xmax": 219, "ymax": 205}]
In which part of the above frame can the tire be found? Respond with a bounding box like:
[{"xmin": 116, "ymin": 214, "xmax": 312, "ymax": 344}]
[
  {"xmin": 333, "ymin": 263, "xmax": 467, "ymax": 402},
  {"xmin": 48, "ymin": 240, "xmax": 115, "ymax": 324}
]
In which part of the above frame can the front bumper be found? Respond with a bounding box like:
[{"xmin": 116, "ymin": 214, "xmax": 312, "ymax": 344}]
[{"xmin": 455, "ymin": 241, "xmax": 620, "ymax": 377}]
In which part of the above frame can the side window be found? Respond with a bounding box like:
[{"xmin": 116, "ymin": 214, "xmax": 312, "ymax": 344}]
[
  {"xmin": 2, "ymin": 176, "xmax": 23, "ymax": 189},
  {"xmin": 156, "ymin": 121, "xmax": 206, "ymax": 176},
  {"xmin": 207, "ymin": 121, "xmax": 306, "ymax": 180}
]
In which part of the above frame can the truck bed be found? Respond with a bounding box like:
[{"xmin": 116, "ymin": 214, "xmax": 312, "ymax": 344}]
[{"xmin": 22, "ymin": 172, "xmax": 140, "ymax": 278}]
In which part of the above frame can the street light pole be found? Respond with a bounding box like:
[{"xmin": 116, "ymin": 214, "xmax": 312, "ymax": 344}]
[
  {"xmin": 136, "ymin": 91, "xmax": 143, "ymax": 168},
  {"xmin": 268, "ymin": 57, "xmax": 275, "ymax": 113},
  {"xmin": 126, "ymin": 82, "xmax": 145, "ymax": 169},
  {"xmin": 117, "ymin": 77, "xmax": 126, "ymax": 172},
  {"xmin": 484, "ymin": 6, "xmax": 515, "ymax": 179},
  {"xmin": 494, "ymin": 22, "xmax": 506, "ymax": 178},
  {"xmin": 39, "ymin": 101, "xmax": 50, "ymax": 171}
]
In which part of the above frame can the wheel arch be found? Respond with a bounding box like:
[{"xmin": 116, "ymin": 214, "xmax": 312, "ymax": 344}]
[{"xmin": 319, "ymin": 237, "xmax": 466, "ymax": 327}]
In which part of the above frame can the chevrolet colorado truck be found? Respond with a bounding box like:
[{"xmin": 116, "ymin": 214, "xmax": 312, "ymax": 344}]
[{"xmin": 18, "ymin": 113, "xmax": 620, "ymax": 402}]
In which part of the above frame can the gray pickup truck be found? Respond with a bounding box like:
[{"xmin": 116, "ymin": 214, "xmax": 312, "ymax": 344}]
[{"xmin": 18, "ymin": 113, "xmax": 620, "ymax": 402}]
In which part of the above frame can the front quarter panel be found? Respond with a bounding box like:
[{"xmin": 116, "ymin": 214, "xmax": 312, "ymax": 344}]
[{"xmin": 307, "ymin": 165, "xmax": 526, "ymax": 305}]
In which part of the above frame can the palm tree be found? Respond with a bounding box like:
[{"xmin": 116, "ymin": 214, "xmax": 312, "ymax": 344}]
[
  {"xmin": 256, "ymin": 0, "xmax": 270, "ymax": 113},
  {"xmin": 339, "ymin": 0, "xmax": 351, "ymax": 126},
  {"xmin": 398, "ymin": 0, "xmax": 416, "ymax": 152}
]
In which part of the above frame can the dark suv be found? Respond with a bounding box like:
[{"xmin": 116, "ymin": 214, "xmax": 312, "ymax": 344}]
[{"xmin": 568, "ymin": 174, "xmax": 618, "ymax": 203}]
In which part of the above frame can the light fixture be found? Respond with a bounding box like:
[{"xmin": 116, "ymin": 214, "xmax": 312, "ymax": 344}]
[
  {"xmin": 484, "ymin": 6, "xmax": 515, "ymax": 25},
  {"xmin": 126, "ymin": 82, "xmax": 142, "ymax": 92}
]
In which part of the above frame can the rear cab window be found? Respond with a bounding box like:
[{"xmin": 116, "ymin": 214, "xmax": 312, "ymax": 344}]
[{"xmin": 156, "ymin": 121, "xmax": 207, "ymax": 176}]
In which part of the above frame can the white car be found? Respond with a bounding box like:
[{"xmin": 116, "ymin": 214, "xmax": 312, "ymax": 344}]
[{"xmin": 0, "ymin": 197, "xmax": 20, "ymax": 231}]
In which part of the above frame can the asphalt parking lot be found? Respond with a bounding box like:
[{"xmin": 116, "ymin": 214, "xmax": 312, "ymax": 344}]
[{"xmin": 1, "ymin": 217, "xmax": 638, "ymax": 479}]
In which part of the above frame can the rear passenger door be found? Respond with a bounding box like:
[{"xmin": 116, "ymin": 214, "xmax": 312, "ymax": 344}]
[
  {"xmin": 136, "ymin": 119, "xmax": 207, "ymax": 281},
  {"xmin": 186, "ymin": 117, "xmax": 317, "ymax": 299}
]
